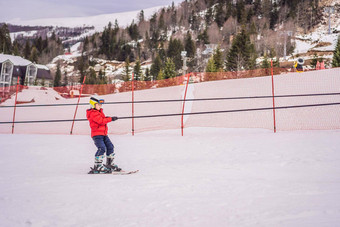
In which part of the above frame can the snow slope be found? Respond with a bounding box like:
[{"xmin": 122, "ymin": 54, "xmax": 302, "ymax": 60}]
[
  {"xmin": 293, "ymin": 0, "xmax": 340, "ymax": 57},
  {"xmin": 7, "ymin": 6, "xmax": 162, "ymax": 31},
  {"xmin": 0, "ymin": 128, "xmax": 340, "ymax": 226}
]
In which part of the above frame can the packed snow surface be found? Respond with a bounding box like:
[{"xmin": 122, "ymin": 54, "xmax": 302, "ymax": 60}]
[{"xmin": 0, "ymin": 128, "xmax": 340, "ymax": 226}]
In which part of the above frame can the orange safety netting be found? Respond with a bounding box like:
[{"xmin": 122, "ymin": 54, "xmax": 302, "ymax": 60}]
[{"xmin": 1, "ymin": 67, "xmax": 340, "ymax": 135}]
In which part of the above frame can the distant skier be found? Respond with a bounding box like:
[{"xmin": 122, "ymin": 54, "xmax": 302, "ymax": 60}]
[{"xmin": 86, "ymin": 95, "xmax": 120, "ymax": 174}]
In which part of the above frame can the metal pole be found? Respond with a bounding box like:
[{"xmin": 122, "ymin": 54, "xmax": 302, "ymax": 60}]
[
  {"xmin": 132, "ymin": 73, "xmax": 135, "ymax": 136},
  {"xmin": 70, "ymin": 76, "xmax": 86, "ymax": 135},
  {"xmin": 271, "ymin": 60, "xmax": 276, "ymax": 133},
  {"xmin": 283, "ymin": 33, "xmax": 287, "ymax": 60},
  {"xmin": 328, "ymin": 11, "xmax": 331, "ymax": 34},
  {"xmin": 12, "ymin": 77, "xmax": 20, "ymax": 134},
  {"xmin": 325, "ymin": 7, "xmax": 334, "ymax": 35}
]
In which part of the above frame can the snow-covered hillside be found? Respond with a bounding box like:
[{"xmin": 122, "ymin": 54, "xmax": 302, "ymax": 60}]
[
  {"xmin": 7, "ymin": 6, "xmax": 162, "ymax": 32},
  {"xmin": 1, "ymin": 128, "xmax": 340, "ymax": 226},
  {"xmin": 292, "ymin": 0, "xmax": 340, "ymax": 60}
]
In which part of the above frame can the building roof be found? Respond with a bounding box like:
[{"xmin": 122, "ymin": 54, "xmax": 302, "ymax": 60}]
[
  {"xmin": 0, "ymin": 54, "xmax": 52, "ymax": 81},
  {"xmin": 36, "ymin": 64, "xmax": 49, "ymax": 70},
  {"xmin": 0, "ymin": 54, "xmax": 32, "ymax": 66}
]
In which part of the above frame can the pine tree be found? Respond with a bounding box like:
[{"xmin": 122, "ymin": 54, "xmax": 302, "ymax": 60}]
[
  {"xmin": 29, "ymin": 47, "xmax": 39, "ymax": 63},
  {"xmin": 213, "ymin": 46, "xmax": 224, "ymax": 71},
  {"xmin": 269, "ymin": 2, "xmax": 279, "ymax": 30},
  {"xmin": 167, "ymin": 38, "xmax": 184, "ymax": 70},
  {"xmin": 13, "ymin": 41, "xmax": 20, "ymax": 56},
  {"xmin": 157, "ymin": 69, "xmax": 164, "ymax": 80},
  {"xmin": 310, "ymin": 54, "xmax": 318, "ymax": 69},
  {"xmin": 139, "ymin": 10, "xmax": 145, "ymax": 23},
  {"xmin": 150, "ymin": 55, "xmax": 162, "ymax": 80},
  {"xmin": 123, "ymin": 57, "xmax": 131, "ymax": 82},
  {"xmin": 189, "ymin": 10, "xmax": 200, "ymax": 31},
  {"xmin": 225, "ymin": 28, "xmax": 256, "ymax": 71},
  {"xmin": 163, "ymin": 58, "xmax": 176, "ymax": 79},
  {"xmin": 144, "ymin": 68, "xmax": 152, "ymax": 81},
  {"xmin": 215, "ymin": 3, "xmax": 225, "ymax": 28},
  {"xmin": 63, "ymin": 72, "xmax": 68, "ymax": 86},
  {"xmin": 98, "ymin": 69, "xmax": 107, "ymax": 84},
  {"xmin": 78, "ymin": 53, "xmax": 88, "ymax": 83},
  {"xmin": 54, "ymin": 63, "xmax": 62, "ymax": 87},
  {"xmin": 185, "ymin": 32, "xmax": 196, "ymax": 58},
  {"xmin": 261, "ymin": 54, "xmax": 270, "ymax": 69},
  {"xmin": 205, "ymin": 7, "xmax": 213, "ymax": 25},
  {"xmin": 0, "ymin": 24, "xmax": 12, "ymax": 54},
  {"xmin": 134, "ymin": 58, "xmax": 143, "ymax": 81},
  {"xmin": 86, "ymin": 68, "xmax": 97, "ymax": 84},
  {"xmin": 332, "ymin": 36, "xmax": 340, "ymax": 68},
  {"xmin": 128, "ymin": 20, "xmax": 139, "ymax": 40},
  {"xmin": 205, "ymin": 57, "xmax": 217, "ymax": 72},
  {"xmin": 236, "ymin": 0, "xmax": 246, "ymax": 24},
  {"xmin": 24, "ymin": 41, "xmax": 31, "ymax": 59},
  {"xmin": 198, "ymin": 28, "xmax": 209, "ymax": 44},
  {"xmin": 158, "ymin": 9, "xmax": 166, "ymax": 30}
]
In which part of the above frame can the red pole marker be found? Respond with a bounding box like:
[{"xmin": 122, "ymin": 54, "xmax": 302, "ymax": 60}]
[
  {"xmin": 70, "ymin": 76, "xmax": 86, "ymax": 135},
  {"xmin": 12, "ymin": 77, "xmax": 20, "ymax": 134},
  {"xmin": 181, "ymin": 73, "xmax": 191, "ymax": 136}
]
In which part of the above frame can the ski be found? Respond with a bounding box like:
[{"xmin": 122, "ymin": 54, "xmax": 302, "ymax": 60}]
[
  {"xmin": 88, "ymin": 169, "xmax": 139, "ymax": 175},
  {"xmin": 111, "ymin": 170, "xmax": 139, "ymax": 175}
]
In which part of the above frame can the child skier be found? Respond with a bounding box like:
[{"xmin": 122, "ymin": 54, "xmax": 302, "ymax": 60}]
[{"xmin": 87, "ymin": 95, "xmax": 120, "ymax": 174}]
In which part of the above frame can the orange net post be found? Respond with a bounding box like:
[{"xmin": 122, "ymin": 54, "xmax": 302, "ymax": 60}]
[
  {"xmin": 11, "ymin": 77, "xmax": 20, "ymax": 134},
  {"xmin": 70, "ymin": 76, "xmax": 86, "ymax": 135}
]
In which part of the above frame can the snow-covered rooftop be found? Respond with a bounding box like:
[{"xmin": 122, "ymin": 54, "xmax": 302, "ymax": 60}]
[
  {"xmin": 0, "ymin": 54, "xmax": 32, "ymax": 66},
  {"xmin": 36, "ymin": 64, "xmax": 50, "ymax": 70}
]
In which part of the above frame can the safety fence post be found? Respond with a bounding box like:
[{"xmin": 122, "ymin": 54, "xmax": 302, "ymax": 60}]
[
  {"xmin": 181, "ymin": 73, "xmax": 191, "ymax": 136},
  {"xmin": 271, "ymin": 60, "xmax": 277, "ymax": 133},
  {"xmin": 132, "ymin": 73, "xmax": 135, "ymax": 136},
  {"xmin": 70, "ymin": 76, "xmax": 86, "ymax": 135},
  {"xmin": 11, "ymin": 77, "xmax": 20, "ymax": 134}
]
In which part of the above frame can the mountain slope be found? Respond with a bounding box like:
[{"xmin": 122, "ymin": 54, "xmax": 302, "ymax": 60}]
[{"xmin": 7, "ymin": 6, "xmax": 162, "ymax": 31}]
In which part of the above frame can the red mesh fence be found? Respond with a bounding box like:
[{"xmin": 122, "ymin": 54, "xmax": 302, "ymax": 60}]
[{"xmin": 1, "ymin": 67, "xmax": 340, "ymax": 135}]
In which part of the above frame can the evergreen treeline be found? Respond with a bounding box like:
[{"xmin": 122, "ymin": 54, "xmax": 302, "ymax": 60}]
[{"xmin": 0, "ymin": 24, "xmax": 64, "ymax": 64}]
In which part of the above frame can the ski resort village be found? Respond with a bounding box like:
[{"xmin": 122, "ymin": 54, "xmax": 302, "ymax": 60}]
[{"xmin": 1, "ymin": 0, "xmax": 340, "ymax": 226}]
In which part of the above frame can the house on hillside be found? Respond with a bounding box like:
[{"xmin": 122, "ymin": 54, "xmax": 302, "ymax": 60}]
[{"xmin": 0, "ymin": 54, "xmax": 52, "ymax": 92}]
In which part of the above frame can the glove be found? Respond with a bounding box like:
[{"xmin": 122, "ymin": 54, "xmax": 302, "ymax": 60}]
[{"xmin": 111, "ymin": 116, "xmax": 118, "ymax": 121}]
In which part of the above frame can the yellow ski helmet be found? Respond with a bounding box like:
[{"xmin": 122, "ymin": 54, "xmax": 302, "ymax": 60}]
[{"xmin": 89, "ymin": 96, "xmax": 104, "ymax": 108}]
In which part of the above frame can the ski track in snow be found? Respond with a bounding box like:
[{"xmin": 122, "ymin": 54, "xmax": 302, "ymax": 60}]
[{"xmin": 1, "ymin": 128, "xmax": 340, "ymax": 226}]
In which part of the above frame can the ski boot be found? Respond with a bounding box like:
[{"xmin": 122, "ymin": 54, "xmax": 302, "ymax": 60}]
[
  {"xmin": 88, "ymin": 155, "xmax": 112, "ymax": 174},
  {"xmin": 104, "ymin": 154, "xmax": 122, "ymax": 172}
]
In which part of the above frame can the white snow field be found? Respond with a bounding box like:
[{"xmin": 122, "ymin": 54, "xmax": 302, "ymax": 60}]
[{"xmin": 0, "ymin": 128, "xmax": 340, "ymax": 227}]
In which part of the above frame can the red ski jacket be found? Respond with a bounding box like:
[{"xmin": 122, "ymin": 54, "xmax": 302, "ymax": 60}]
[{"xmin": 86, "ymin": 108, "xmax": 112, "ymax": 137}]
